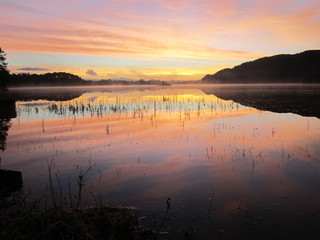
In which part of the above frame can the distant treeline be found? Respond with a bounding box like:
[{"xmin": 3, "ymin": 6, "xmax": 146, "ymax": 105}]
[
  {"xmin": 202, "ymin": 50, "xmax": 320, "ymax": 83},
  {"xmin": 8, "ymin": 72, "xmax": 84, "ymax": 87},
  {"xmin": 88, "ymin": 79, "xmax": 171, "ymax": 86},
  {"xmin": 7, "ymin": 72, "xmax": 171, "ymax": 87}
]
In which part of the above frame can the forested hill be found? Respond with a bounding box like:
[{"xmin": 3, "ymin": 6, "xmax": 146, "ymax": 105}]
[
  {"xmin": 8, "ymin": 72, "xmax": 85, "ymax": 87},
  {"xmin": 202, "ymin": 50, "xmax": 320, "ymax": 83}
]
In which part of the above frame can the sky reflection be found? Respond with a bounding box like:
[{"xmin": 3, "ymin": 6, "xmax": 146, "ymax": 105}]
[{"xmin": 1, "ymin": 87, "xmax": 320, "ymax": 238}]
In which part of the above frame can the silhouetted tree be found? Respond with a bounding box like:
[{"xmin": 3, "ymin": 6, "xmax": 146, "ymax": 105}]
[{"xmin": 0, "ymin": 47, "xmax": 9, "ymax": 91}]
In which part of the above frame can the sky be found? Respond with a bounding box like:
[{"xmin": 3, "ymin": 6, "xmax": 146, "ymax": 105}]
[{"xmin": 1, "ymin": 0, "xmax": 320, "ymax": 81}]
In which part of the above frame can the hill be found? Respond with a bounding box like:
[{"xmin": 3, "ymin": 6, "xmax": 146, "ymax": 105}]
[{"xmin": 202, "ymin": 50, "xmax": 320, "ymax": 83}]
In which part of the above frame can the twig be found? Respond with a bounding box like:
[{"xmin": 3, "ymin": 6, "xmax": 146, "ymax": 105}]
[{"xmin": 157, "ymin": 198, "xmax": 171, "ymax": 233}]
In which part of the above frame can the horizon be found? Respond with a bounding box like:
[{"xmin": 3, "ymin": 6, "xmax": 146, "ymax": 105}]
[{"xmin": 1, "ymin": 0, "xmax": 319, "ymax": 81}]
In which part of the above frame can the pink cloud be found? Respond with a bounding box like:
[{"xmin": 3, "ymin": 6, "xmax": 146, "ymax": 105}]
[
  {"xmin": 111, "ymin": 0, "xmax": 193, "ymax": 10},
  {"xmin": 86, "ymin": 69, "xmax": 98, "ymax": 76},
  {"xmin": 1, "ymin": 0, "xmax": 319, "ymax": 69},
  {"xmin": 1, "ymin": 1, "xmax": 260, "ymax": 60}
]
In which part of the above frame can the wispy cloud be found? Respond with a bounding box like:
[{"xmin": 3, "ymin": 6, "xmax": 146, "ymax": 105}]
[
  {"xmin": 0, "ymin": 0, "xmax": 261, "ymax": 60},
  {"xmin": 86, "ymin": 69, "xmax": 98, "ymax": 76},
  {"xmin": 17, "ymin": 67, "xmax": 49, "ymax": 71},
  {"xmin": 1, "ymin": 23, "xmax": 259, "ymax": 60},
  {"xmin": 1, "ymin": 0, "xmax": 319, "ymax": 80}
]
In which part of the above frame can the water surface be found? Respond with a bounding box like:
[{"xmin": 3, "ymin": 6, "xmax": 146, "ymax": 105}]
[{"xmin": 1, "ymin": 84, "xmax": 320, "ymax": 239}]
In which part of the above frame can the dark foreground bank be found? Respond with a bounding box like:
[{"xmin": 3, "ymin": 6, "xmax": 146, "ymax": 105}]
[{"xmin": 0, "ymin": 192, "xmax": 157, "ymax": 240}]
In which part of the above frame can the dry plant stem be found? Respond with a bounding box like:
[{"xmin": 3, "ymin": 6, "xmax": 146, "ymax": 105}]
[
  {"xmin": 68, "ymin": 179, "xmax": 73, "ymax": 209},
  {"xmin": 75, "ymin": 165, "xmax": 92, "ymax": 210},
  {"xmin": 47, "ymin": 159, "xmax": 56, "ymax": 209},
  {"xmin": 55, "ymin": 172, "xmax": 63, "ymax": 206},
  {"xmin": 157, "ymin": 198, "xmax": 171, "ymax": 234}
]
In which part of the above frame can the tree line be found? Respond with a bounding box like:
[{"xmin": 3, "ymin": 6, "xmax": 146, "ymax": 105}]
[{"xmin": 8, "ymin": 72, "xmax": 85, "ymax": 87}]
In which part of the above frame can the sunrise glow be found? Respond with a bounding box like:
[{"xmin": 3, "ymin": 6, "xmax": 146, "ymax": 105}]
[{"xmin": 1, "ymin": 0, "xmax": 319, "ymax": 80}]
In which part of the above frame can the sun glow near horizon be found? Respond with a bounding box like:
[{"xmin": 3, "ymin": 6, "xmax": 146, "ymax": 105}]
[{"xmin": 1, "ymin": 0, "xmax": 319, "ymax": 80}]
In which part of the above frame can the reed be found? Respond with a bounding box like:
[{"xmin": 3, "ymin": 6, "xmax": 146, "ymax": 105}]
[{"xmin": 0, "ymin": 160, "xmax": 157, "ymax": 239}]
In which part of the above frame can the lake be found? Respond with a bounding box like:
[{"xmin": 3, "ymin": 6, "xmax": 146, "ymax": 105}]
[{"xmin": 1, "ymin": 84, "xmax": 320, "ymax": 239}]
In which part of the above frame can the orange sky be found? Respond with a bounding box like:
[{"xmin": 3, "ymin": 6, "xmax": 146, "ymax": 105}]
[{"xmin": 1, "ymin": 0, "xmax": 319, "ymax": 80}]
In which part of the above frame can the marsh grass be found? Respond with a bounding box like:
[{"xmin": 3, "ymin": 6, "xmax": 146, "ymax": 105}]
[
  {"xmin": 0, "ymin": 161, "xmax": 157, "ymax": 240},
  {"xmin": 0, "ymin": 199, "xmax": 156, "ymax": 240}
]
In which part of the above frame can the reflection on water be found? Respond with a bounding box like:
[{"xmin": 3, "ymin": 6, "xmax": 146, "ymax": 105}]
[
  {"xmin": 1, "ymin": 85, "xmax": 320, "ymax": 239},
  {"xmin": 0, "ymin": 100, "xmax": 16, "ymax": 151},
  {"xmin": 0, "ymin": 119, "xmax": 11, "ymax": 152},
  {"xmin": 16, "ymin": 89, "xmax": 245, "ymax": 120},
  {"xmin": 204, "ymin": 84, "xmax": 320, "ymax": 118}
]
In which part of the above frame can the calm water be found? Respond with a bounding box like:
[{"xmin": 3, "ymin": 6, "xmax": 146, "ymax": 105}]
[{"xmin": 1, "ymin": 85, "xmax": 320, "ymax": 239}]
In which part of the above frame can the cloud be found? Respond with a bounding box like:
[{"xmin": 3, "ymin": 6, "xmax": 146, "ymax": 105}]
[
  {"xmin": 0, "ymin": 0, "xmax": 262, "ymax": 60},
  {"xmin": 2, "ymin": 0, "xmax": 319, "ymax": 81},
  {"xmin": 17, "ymin": 67, "xmax": 49, "ymax": 71},
  {"xmin": 86, "ymin": 69, "xmax": 98, "ymax": 76},
  {"xmin": 3, "ymin": 0, "xmax": 319, "ymax": 53},
  {"xmin": 2, "ymin": 24, "xmax": 259, "ymax": 60}
]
